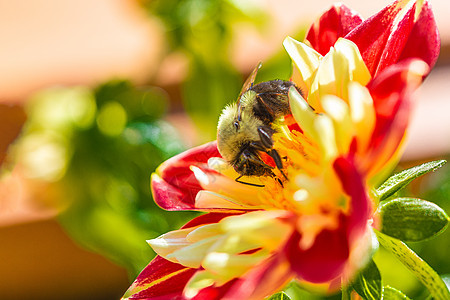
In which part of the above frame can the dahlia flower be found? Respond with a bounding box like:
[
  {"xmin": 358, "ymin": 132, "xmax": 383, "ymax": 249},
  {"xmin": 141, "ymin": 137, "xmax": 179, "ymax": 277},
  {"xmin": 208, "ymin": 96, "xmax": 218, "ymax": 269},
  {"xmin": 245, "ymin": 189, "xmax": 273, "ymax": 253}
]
[{"xmin": 123, "ymin": 0, "xmax": 440, "ymax": 299}]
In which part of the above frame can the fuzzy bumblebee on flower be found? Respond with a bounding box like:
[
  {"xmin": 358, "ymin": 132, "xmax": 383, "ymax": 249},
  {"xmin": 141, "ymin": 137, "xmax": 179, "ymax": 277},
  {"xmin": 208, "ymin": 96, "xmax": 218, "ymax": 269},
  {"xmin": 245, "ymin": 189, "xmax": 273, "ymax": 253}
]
[{"xmin": 123, "ymin": 0, "xmax": 449, "ymax": 299}]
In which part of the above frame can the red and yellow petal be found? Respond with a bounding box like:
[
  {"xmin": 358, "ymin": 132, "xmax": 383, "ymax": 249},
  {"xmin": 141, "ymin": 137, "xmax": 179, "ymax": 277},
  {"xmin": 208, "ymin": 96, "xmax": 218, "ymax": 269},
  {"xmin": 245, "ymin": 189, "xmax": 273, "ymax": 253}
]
[
  {"xmin": 345, "ymin": 0, "xmax": 439, "ymax": 76},
  {"xmin": 364, "ymin": 59, "xmax": 429, "ymax": 178},
  {"xmin": 122, "ymin": 255, "xmax": 196, "ymax": 300},
  {"xmin": 396, "ymin": 0, "xmax": 440, "ymax": 72},
  {"xmin": 151, "ymin": 142, "xmax": 220, "ymax": 211},
  {"xmin": 123, "ymin": 213, "xmax": 237, "ymax": 300}
]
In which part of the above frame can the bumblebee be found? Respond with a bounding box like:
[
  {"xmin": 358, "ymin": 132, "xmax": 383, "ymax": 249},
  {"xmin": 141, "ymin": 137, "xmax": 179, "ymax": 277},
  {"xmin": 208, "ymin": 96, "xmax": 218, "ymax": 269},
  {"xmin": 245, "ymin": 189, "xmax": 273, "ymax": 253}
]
[{"xmin": 217, "ymin": 63, "xmax": 302, "ymax": 185}]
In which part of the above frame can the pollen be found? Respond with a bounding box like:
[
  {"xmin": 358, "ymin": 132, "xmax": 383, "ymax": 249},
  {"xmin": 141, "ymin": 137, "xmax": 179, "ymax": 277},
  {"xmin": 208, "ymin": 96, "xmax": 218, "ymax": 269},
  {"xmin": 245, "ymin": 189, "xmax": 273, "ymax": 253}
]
[{"xmin": 257, "ymin": 125, "xmax": 327, "ymax": 213}]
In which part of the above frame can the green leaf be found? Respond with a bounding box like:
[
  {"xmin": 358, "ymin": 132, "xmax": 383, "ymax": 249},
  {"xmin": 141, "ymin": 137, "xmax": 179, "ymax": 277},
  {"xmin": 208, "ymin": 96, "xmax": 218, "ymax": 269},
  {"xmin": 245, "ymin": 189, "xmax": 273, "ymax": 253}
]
[
  {"xmin": 283, "ymin": 280, "xmax": 324, "ymax": 300},
  {"xmin": 383, "ymin": 286, "xmax": 411, "ymax": 299},
  {"xmin": 266, "ymin": 291, "xmax": 291, "ymax": 300},
  {"xmin": 442, "ymin": 274, "xmax": 450, "ymax": 290},
  {"xmin": 352, "ymin": 259, "xmax": 383, "ymax": 300},
  {"xmin": 376, "ymin": 160, "xmax": 446, "ymax": 200},
  {"xmin": 377, "ymin": 197, "xmax": 449, "ymax": 241},
  {"xmin": 375, "ymin": 230, "xmax": 450, "ymax": 300}
]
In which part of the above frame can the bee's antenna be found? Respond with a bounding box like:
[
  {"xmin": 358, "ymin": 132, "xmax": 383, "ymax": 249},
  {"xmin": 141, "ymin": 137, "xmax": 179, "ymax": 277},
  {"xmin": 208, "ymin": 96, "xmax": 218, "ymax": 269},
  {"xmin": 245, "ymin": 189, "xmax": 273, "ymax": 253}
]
[
  {"xmin": 279, "ymin": 169, "xmax": 288, "ymax": 181},
  {"xmin": 235, "ymin": 175, "xmax": 265, "ymax": 187}
]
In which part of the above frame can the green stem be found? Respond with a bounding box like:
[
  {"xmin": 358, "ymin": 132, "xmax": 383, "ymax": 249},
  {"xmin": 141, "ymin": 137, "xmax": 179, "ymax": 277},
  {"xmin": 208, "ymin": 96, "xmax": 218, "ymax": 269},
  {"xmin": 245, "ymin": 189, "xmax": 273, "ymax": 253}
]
[
  {"xmin": 341, "ymin": 285, "xmax": 352, "ymax": 300},
  {"xmin": 375, "ymin": 230, "xmax": 450, "ymax": 300}
]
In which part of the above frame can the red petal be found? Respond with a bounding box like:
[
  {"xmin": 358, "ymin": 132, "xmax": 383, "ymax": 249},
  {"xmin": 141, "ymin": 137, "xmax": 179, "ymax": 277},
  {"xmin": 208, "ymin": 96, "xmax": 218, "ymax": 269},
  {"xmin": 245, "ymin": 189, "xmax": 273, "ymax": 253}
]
[
  {"xmin": 333, "ymin": 156, "xmax": 371, "ymax": 239},
  {"xmin": 152, "ymin": 174, "xmax": 197, "ymax": 210},
  {"xmin": 192, "ymin": 281, "xmax": 237, "ymax": 300},
  {"xmin": 397, "ymin": 1, "xmax": 440, "ymax": 71},
  {"xmin": 306, "ymin": 3, "xmax": 363, "ymax": 56},
  {"xmin": 159, "ymin": 141, "xmax": 220, "ymax": 171},
  {"xmin": 151, "ymin": 142, "xmax": 221, "ymax": 211},
  {"xmin": 286, "ymin": 224, "xmax": 348, "ymax": 283},
  {"xmin": 365, "ymin": 59, "xmax": 428, "ymax": 175},
  {"xmin": 345, "ymin": 0, "xmax": 439, "ymax": 76},
  {"xmin": 124, "ymin": 256, "xmax": 195, "ymax": 300},
  {"xmin": 288, "ymin": 157, "xmax": 371, "ymax": 283}
]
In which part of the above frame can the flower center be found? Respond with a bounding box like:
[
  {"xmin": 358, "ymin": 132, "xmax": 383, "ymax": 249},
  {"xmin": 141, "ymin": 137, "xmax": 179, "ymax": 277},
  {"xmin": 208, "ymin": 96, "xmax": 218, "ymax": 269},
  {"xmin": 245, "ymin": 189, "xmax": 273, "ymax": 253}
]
[{"xmin": 257, "ymin": 123, "xmax": 346, "ymax": 217}]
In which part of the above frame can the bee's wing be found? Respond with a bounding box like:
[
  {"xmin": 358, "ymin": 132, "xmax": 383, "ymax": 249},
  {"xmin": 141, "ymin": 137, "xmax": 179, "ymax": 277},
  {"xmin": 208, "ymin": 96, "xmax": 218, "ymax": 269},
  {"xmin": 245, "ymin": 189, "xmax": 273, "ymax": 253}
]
[
  {"xmin": 236, "ymin": 62, "xmax": 262, "ymax": 121},
  {"xmin": 238, "ymin": 62, "xmax": 262, "ymax": 100}
]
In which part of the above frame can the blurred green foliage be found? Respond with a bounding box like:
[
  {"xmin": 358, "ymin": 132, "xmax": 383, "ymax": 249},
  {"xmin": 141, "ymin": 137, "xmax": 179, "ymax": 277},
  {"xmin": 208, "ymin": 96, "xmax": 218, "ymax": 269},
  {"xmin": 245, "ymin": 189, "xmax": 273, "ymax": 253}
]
[
  {"xmin": 143, "ymin": 0, "xmax": 259, "ymax": 140},
  {"xmin": 20, "ymin": 81, "xmax": 198, "ymax": 277},
  {"xmin": 13, "ymin": 0, "xmax": 309, "ymax": 280},
  {"xmin": 142, "ymin": 0, "xmax": 304, "ymax": 141}
]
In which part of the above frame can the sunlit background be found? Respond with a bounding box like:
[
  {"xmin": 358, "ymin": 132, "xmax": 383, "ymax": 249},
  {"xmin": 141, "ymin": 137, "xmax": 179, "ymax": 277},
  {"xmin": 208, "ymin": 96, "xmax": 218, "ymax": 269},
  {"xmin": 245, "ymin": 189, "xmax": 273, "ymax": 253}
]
[{"xmin": 0, "ymin": 0, "xmax": 449, "ymax": 299}]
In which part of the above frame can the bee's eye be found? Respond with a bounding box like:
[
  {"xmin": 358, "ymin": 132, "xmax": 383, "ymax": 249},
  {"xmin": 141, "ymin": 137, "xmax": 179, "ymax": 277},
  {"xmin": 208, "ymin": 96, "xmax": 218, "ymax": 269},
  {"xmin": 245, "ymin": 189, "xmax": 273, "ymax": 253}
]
[{"xmin": 233, "ymin": 121, "xmax": 240, "ymax": 131}]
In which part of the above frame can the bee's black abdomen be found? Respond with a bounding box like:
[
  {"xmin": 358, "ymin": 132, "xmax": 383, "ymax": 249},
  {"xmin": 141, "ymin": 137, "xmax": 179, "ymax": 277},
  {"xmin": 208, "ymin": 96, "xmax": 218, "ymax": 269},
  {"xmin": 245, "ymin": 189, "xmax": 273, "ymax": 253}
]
[{"xmin": 250, "ymin": 80, "xmax": 298, "ymax": 123}]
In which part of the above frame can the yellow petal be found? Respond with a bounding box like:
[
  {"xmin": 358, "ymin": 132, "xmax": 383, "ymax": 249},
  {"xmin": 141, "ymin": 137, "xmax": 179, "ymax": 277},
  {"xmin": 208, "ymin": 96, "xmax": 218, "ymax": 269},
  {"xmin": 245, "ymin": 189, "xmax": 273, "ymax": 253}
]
[
  {"xmin": 168, "ymin": 236, "xmax": 220, "ymax": 268},
  {"xmin": 147, "ymin": 227, "xmax": 197, "ymax": 258},
  {"xmin": 314, "ymin": 114, "xmax": 338, "ymax": 162},
  {"xmin": 184, "ymin": 270, "xmax": 216, "ymax": 299},
  {"xmin": 293, "ymin": 168, "xmax": 341, "ymax": 213},
  {"xmin": 283, "ymin": 36, "xmax": 322, "ymax": 95},
  {"xmin": 290, "ymin": 86, "xmax": 338, "ymax": 162},
  {"xmin": 347, "ymin": 82, "xmax": 375, "ymax": 151},
  {"xmin": 195, "ymin": 190, "xmax": 249, "ymax": 210},
  {"xmin": 187, "ymin": 223, "xmax": 223, "ymax": 243},
  {"xmin": 334, "ymin": 38, "xmax": 371, "ymax": 86},
  {"xmin": 202, "ymin": 251, "xmax": 269, "ymax": 280},
  {"xmin": 309, "ymin": 39, "xmax": 371, "ymax": 109},
  {"xmin": 207, "ymin": 233, "xmax": 262, "ymax": 256},
  {"xmin": 289, "ymin": 86, "xmax": 317, "ymax": 140},
  {"xmin": 190, "ymin": 166, "xmax": 261, "ymax": 206},
  {"xmin": 321, "ymin": 95, "xmax": 354, "ymax": 154},
  {"xmin": 309, "ymin": 46, "xmax": 350, "ymax": 107},
  {"xmin": 219, "ymin": 211, "xmax": 292, "ymax": 250}
]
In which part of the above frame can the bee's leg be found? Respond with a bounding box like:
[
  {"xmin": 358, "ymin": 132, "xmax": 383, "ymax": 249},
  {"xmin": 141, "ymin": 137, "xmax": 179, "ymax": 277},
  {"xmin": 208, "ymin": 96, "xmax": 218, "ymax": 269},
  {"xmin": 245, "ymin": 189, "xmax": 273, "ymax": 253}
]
[
  {"xmin": 268, "ymin": 149, "xmax": 288, "ymax": 180},
  {"xmin": 268, "ymin": 149, "xmax": 283, "ymax": 169},
  {"xmin": 257, "ymin": 126, "xmax": 274, "ymax": 149},
  {"xmin": 242, "ymin": 150, "xmax": 273, "ymax": 168},
  {"xmin": 235, "ymin": 175, "xmax": 265, "ymax": 187},
  {"xmin": 250, "ymin": 141, "xmax": 266, "ymax": 151},
  {"xmin": 276, "ymin": 178, "xmax": 284, "ymax": 188}
]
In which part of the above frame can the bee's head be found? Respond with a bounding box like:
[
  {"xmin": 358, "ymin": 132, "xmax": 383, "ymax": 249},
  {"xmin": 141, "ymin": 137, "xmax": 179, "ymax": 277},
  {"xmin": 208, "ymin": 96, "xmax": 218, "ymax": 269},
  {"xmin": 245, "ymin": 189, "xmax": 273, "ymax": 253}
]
[{"xmin": 217, "ymin": 102, "xmax": 262, "ymax": 163}]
